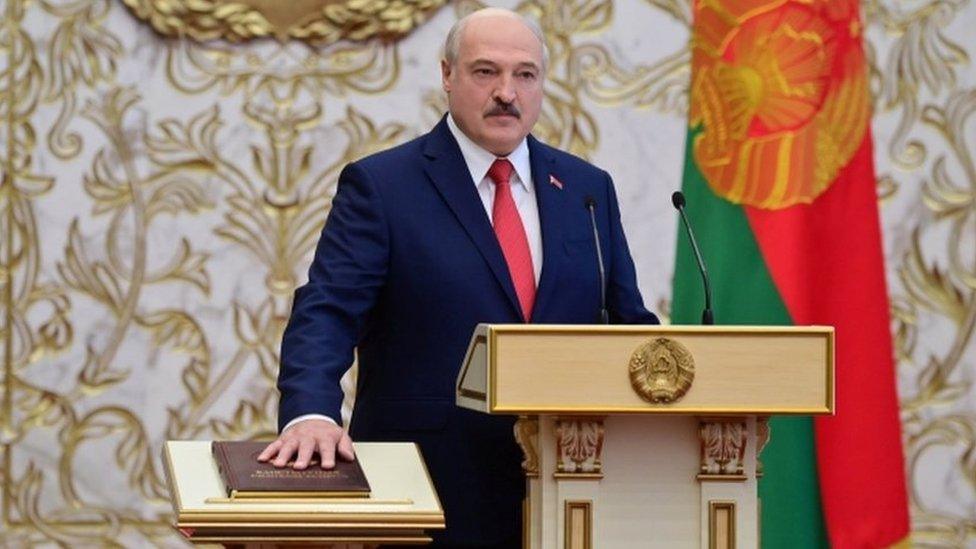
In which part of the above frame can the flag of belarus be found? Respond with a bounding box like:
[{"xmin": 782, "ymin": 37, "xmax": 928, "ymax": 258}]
[{"xmin": 671, "ymin": 1, "xmax": 910, "ymax": 547}]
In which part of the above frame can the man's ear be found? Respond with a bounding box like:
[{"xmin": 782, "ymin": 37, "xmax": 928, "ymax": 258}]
[{"xmin": 441, "ymin": 59, "xmax": 452, "ymax": 93}]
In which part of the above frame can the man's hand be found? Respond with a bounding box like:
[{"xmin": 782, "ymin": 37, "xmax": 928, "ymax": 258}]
[{"xmin": 257, "ymin": 419, "xmax": 355, "ymax": 470}]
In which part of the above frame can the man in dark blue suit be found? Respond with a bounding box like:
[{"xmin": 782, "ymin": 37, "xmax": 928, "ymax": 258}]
[{"xmin": 259, "ymin": 7, "xmax": 658, "ymax": 547}]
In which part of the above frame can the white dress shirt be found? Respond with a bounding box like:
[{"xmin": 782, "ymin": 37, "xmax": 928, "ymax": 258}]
[
  {"xmin": 284, "ymin": 116, "xmax": 545, "ymax": 431},
  {"xmin": 446, "ymin": 114, "xmax": 543, "ymax": 283}
]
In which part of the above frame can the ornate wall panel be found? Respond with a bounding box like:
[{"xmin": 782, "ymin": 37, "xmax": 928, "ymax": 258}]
[
  {"xmin": 866, "ymin": 0, "xmax": 976, "ymax": 546},
  {"xmin": 0, "ymin": 0, "xmax": 972, "ymax": 545}
]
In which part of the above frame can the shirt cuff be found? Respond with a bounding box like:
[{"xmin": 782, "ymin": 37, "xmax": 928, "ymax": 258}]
[{"xmin": 282, "ymin": 414, "xmax": 338, "ymax": 432}]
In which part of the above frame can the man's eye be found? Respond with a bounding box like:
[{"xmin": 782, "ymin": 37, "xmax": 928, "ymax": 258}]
[
  {"xmin": 518, "ymin": 71, "xmax": 537, "ymax": 80},
  {"xmin": 474, "ymin": 68, "xmax": 495, "ymax": 76}
]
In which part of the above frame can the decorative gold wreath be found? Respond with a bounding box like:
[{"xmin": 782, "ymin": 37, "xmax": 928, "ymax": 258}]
[
  {"xmin": 122, "ymin": 0, "xmax": 448, "ymax": 44},
  {"xmin": 628, "ymin": 337, "xmax": 696, "ymax": 404}
]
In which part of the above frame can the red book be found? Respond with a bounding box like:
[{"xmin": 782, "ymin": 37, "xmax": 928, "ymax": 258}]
[{"xmin": 212, "ymin": 441, "xmax": 370, "ymax": 499}]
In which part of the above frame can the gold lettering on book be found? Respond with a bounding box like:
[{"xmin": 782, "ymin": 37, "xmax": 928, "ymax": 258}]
[{"xmin": 250, "ymin": 470, "xmax": 348, "ymax": 479}]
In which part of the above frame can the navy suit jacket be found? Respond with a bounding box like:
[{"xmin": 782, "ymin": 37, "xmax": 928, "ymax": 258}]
[{"xmin": 278, "ymin": 117, "xmax": 658, "ymax": 545}]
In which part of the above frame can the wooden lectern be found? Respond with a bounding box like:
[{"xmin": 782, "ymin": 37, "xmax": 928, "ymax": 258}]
[
  {"xmin": 456, "ymin": 324, "xmax": 833, "ymax": 549},
  {"xmin": 162, "ymin": 441, "xmax": 444, "ymax": 546}
]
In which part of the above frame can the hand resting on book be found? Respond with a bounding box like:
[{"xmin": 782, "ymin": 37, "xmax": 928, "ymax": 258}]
[{"xmin": 257, "ymin": 418, "xmax": 355, "ymax": 470}]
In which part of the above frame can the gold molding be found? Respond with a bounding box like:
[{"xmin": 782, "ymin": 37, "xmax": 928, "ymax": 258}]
[
  {"xmin": 698, "ymin": 418, "xmax": 748, "ymax": 481},
  {"xmin": 177, "ymin": 517, "xmax": 443, "ymax": 525},
  {"xmin": 183, "ymin": 535, "xmax": 433, "ymax": 543},
  {"xmin": 483, "ymin": 324, "xmax": 836, "ymax": 336},
  {"xmin": 563, "ymin": 500, "xmax": 593, "ymax": 549},
  {"xmin": 514, "ymin": 416, "xmax": 540, "ymax": 477},
  {"xmin": 709, "ymin": 501, "xmax": 736, "ymax": 549},
  {"xmin": 553, "ymin": 473, "xmax": 604, "ymax": 480},
  {"xmin": 176, "ymin": 513, "xmax": 446, "ymax": 523},
  {"xmin": 697, "ymin": 474, "xmax": 748, "ymax": 482},
  {"xmin": 755, "ymin": 416, "xmax": 770, "ymax": 478},
  {"xmin": 493, "ymin": 405, "xmax": 832, "ymax": 415},
  {"xmin": 554, "ymin": 418, "xmax": 605, "ymax": 479},
  {"xmin": 122, "ymin": 0, "xmax": 448, "ymax": 44}
]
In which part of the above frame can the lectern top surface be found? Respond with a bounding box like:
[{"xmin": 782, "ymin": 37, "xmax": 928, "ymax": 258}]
[
  {"xmin": 458, "ymin": 323, "xmax": 835, "ymax": 415},
  {"xmin": 164, "ymin": 440, "xmax": 443, "ymax": 517}
]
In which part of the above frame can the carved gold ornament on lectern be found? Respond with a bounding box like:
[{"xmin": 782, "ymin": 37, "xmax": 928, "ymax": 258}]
[
  {"xmin": 628, "ymin": 337, "xmax": 695, "ymax": 404},
  {"xmin": 514, "ymin": 416, "xmax": 540, "ymax": 477}
]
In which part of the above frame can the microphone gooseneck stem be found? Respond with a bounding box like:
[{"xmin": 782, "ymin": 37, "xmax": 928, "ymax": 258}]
[
  {"xmin": 586, "ymin": 198, "xmax": 609, "ymax": 324},
  {"xmin": 673, "ymin": 192, "xmax": 714, "ymax": 325}
]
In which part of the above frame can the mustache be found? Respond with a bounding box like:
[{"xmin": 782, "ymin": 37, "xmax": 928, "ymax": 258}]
[{"xmin": 485, "ymin": 102, "xmax": 521, "ymax": 118}]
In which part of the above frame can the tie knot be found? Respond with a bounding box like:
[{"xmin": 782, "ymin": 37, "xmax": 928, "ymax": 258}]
[{"xmin": 487, "ymin": 158, "xmax": 514, "ymax": 187}]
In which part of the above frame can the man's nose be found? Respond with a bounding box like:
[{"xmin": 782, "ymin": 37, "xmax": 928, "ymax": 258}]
[{"xmin": 494, "ymin": 75, "xmax": 517, "ymax": 103}]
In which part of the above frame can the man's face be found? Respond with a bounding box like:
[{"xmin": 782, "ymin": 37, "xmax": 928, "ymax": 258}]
[{"xmin": 442, "ymin": 15, "xmax": 545, "ymax": 156}]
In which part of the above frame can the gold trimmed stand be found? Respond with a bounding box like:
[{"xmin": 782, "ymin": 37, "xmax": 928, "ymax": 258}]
[
  {"xmin": 162, "ymin": 441, "xmax": 444, "ymax": 546},
  {"xmin": 457, "ymin": 324, "xmax": 833, "ymax": 548}
]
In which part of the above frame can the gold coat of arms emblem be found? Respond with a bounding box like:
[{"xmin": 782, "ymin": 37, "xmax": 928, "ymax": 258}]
[{"xmin": 628, "ymin": 338, "xmax": 695, "ymax": 404}]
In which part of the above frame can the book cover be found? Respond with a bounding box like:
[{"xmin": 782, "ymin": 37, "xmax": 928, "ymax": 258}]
[{"xmin": 211, "ymin": 441, "xmax": 371, "ymax": 499}]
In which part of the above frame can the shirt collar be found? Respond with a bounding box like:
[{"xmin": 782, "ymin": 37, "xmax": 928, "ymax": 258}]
[{"xmin": 447, "ymin": 113, "xmax": 533, "ymax": 192}]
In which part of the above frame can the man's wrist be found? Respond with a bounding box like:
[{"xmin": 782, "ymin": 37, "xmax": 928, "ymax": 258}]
[{"xmin": 282, "ymin": 414, "xmax": 338, "ymax": 432}]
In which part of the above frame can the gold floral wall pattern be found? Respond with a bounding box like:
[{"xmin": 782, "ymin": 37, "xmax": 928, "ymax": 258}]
[
  {"xmin": 122, "ymin": 0, "xmax": 450, "ymax": 44},
  {"xmin": 0, "ymin": 0, "xmax": 973, "ymax": 546},
  {"xmin": 865, "ymin": 0, "xmax": 976, "ymax": 545}
]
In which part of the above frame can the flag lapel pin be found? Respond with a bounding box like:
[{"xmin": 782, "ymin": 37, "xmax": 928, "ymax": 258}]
[{"xmin": 549, "ymin": 174, "xmax": 564, "ymax": 190}]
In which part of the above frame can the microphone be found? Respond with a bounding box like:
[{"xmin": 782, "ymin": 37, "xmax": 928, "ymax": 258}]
[
  {"xmin": 584, "ymin": 196, "xmax": 609, "ymax": 324},
  {"xmin": 672, "ymin": 191, "xmax": 714, "ymax": 325}
]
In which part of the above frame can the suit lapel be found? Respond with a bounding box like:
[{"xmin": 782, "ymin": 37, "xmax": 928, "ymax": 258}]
[
  {"xmin": 527, "ymin": 135, "xmax": 568, "ymax": 322},
  {"xmin": 422, "ymin": 118, "xmax": 523, "ymax": 318}
]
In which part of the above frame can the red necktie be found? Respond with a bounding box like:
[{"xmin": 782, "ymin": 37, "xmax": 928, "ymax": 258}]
[{"xmin": 487, "ymin": 158, "xmax": 536, "ymax": 321}]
